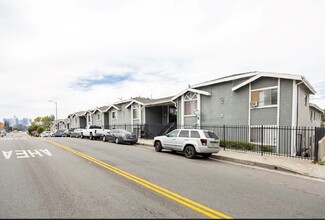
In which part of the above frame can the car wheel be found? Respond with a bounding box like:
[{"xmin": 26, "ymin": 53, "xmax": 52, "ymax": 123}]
[
  {"xmin": 115, "ymin": 137, "xmax": 119, "ymax": 144},
  {"xmin": 154, "ymin": 141, "xmax": 162, "ymax": 152},
  {"xmin": 102, "ymin": 136, "xmax": 107, "ymax": 142},
  {"xmin": 202, "ymin": 153, "xmax": 212, "ymax": 159},
  {"xmin": 80, "ymin": 133, "xmax": 84, "ymax": 139},
  {"xmin": 184, "ymin": 145, "xmax": 196, "ymax": 159},
  {"xmin": 89, "ymin": 133, "xmax": 93, "ymax": 140}
]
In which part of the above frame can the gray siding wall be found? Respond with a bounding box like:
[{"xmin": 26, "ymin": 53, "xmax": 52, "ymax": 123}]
[
  {"xmin": 184, "ymin": 116, "xmax": 197, "ymax": 125},
  {"xmin": 200, "ymin": 82, "xmax": 249, "ymax": 126},
  {"xmin": 176, "ymin": 99, "xmax": 182, "ymax": 125},
  {"xmin": 309, "ymin": 108, "xmax": 323, "ymax": 127},
  {"xmin": 279, "ymin": 79, "xmax": 293, "ymax": 126},
  {"xmin": 251, "ymin": 77, "xmax": 277, "ymax": 90},
  {"xmin": 69, "ymin": 117, "xmax": 76, "ymax": 128},
  {"xmin": 110, "ymin": 103, "xmax": 131, "ymax": 125},
  {"xmin": 297, "ymin": 85, "xmax": 312, "ymax": 126},
  {"xmin": 251, "ymin": 108, "xmax": 277, "ymax": 125},
  {"xmin": 86, "ymin": 113, "xmax": 92, "ymax": 127},
  {"xmin": 92, "ymin": 112, "xmax": 103, "ymax": 127}
]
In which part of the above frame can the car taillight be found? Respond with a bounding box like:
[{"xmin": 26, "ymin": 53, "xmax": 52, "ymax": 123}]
[{"xmin": 200, "ymin": 139, "xmax": 207, "ymax": 146}]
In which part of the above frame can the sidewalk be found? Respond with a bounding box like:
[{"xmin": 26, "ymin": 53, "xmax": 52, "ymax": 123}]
[{"xmin": 137, "ymin": 138, "xmax": 325, "ymax": 181}]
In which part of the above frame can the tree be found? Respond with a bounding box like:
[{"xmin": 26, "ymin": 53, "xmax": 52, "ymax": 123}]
[{"xmin": 28, "ymin": 115, "xmax": 55, "ymax": 135}]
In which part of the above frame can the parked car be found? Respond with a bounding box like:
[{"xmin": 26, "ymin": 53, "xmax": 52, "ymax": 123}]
[
  {"xmin": 62, "ymin": 128, "xmax": 74, "ymax": 137},
  {"xmin": 51, "ymin": 129, "xmax": 66, "ymax": 137},
  {"xmin": 70, "ymin": 128, "xmax": 83, "ymax": 138},
  {"xmin": 40, "ymin": 130, "xmax": 52, "ymax": 137},
  {"xmin": 102, "ymin": 129, "xmax": 138, "ymax": 144},
  {"xmin": 80, "ymin": 125, "xmax": 110, "ymax": 140},
  {"xmin": 153, "ymin": 129, "xmax": 221, "ymax": 159}
]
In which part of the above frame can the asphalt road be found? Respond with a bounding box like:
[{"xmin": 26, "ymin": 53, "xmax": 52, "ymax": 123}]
[{"xmin": 1, "ymin": 132, "xmax": 325, "ymax": 218}]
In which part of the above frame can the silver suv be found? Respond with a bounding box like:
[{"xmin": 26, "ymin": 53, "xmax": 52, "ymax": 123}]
[{"xmin": 153, "ymin": 129, "xmax": 221, "ymax": 159}]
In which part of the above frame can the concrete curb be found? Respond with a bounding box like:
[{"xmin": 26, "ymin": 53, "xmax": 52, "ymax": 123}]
[
  {"xmin": 211, "ymin": 155, "xmax": 301, "ymax": 175},
  {"xmin": 137, "ymin": 141, "xmax": 324, "ymax": 180}
]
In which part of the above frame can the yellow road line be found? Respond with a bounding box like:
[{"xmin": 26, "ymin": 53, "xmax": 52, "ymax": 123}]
[{"xmin": 46, "ymin": 140, "xmax": 232, "ymax": 219}]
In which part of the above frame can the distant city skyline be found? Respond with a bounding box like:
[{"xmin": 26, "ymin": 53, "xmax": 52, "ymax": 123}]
[{"xmin": 2, "ymin": 116, "xmax": 32, "ymax": 127}]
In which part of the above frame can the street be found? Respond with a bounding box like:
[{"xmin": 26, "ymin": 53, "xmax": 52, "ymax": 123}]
[{"xmin": 1, "ymin": 132, "xmax": 325, "ymax": 218}]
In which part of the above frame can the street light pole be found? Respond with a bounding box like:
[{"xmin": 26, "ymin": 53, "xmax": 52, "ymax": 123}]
[{"xmin": 48, "ymin": 100, "xmax": 58, "ymax": 120}]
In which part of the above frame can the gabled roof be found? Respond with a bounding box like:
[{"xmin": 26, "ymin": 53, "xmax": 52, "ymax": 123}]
[
  {"xmin": 92, "ymin": 105, "xmax": 110, "ymax": 114},
  {"xmin": 59, "ymin": 118, "xmax": 70, "ymax": 124},
  {"xmin": 192, "ymin": 71, "xmax": 316, "ymax": 95},
  {"xmin": 144, "ymin": 96, "xmax": 174, "ymax": 107},
  {"xmin": 85, "ymin": 109, "xmax": 96, "ymax": 114},
  {"xmin": 107, "ymin": 105, "xmax": 120, "ymax": 111},
  {"xmin": 171, "ymin": 88, "xmax": 211, "ymax": 101},
  {"xmin": 309, "ymin": 103, "xmax": 324, "ymax": 114},
  {"xmin": 126, "ymin": 96, "xmax": 175, "ymax": 108},
  {"xmin": 125, "ymin": 97, "xmax": 151, "ymax": 109},
  {"xmin": 74, "ymin": 110, "xmax": 87, "ymax": 117},
  {"xmin": 67, "ymin": 113, "xmax": 75, "ymax": 118}
]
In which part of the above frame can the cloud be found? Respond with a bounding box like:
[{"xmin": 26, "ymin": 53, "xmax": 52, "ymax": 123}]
[{"xmin": 1, "ymin": 0, "xmax": 325, "ymax": 120}]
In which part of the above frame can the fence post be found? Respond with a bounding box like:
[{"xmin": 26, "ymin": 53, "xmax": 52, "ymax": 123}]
[
  {"xmin": 137, "ymin": 124, "xmax": 139, "ymax": 138},
  {"xmin": 261, "ymin": 125, "xmax": 264, "ymax": 156},
  {"xmin": 223, "ymin": 124, "xmax": 226, "ymax": 150},
  {"xmin": 314, "ymin": 127, "xmax": 318, "ymax": 163}
]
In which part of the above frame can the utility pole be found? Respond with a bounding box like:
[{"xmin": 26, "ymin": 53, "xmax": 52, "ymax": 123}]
[{"xmin": 48, "ymin": 100, "xmax": 58, "ymax": 120}]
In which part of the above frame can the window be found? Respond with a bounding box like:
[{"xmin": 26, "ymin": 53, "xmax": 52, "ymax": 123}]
[
  {"xmin": 190, "ymin": 130, "xmax": 200, "ymax": 138},
  {"xmin": 112, "ymin": 111, "xmax": 117, "ymax": 119},
  {"xmin": 168, "ymin": 129, "xmax": 179, "ymax": 137},
  {"xmin": 97, "ymin": 114, "xmax": 100, "ymax": 120},
  {"xmin": 251, "ymin": 88, "xmax": 277, "ymax": 107},
  {"xmin": 88, "ymin": 115, "xmax": 91, "ymax": 122},
  {"xmin": 304, "ymin": 94, "xmax": 308, "ymax": 106},
  {"xmin": 314, "ymin": 112, "xmax": 316, "ymax": 120},
  {"xmin": 133, "ymin": 104, "xmax": 140, "ymax": 119},
  {"xmin": 184, "ymin": 92, "xmax": 198, "ymax": 115},
  {"xmin": 203, "ymin": 131, "xmax": 218, "ymax": 139},
  {"xmin": 179, "ymin": 130, "xmax": 189, "ymax": 137}
]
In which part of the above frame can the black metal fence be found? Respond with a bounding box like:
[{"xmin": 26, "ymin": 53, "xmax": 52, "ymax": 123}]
[{"xmin": 105, "ymin": 123, "xmax": 325, "ymax": 162}]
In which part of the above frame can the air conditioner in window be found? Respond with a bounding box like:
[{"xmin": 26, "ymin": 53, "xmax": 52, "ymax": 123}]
[{"xmin": 250, "ymin": 101, "xmax": 258, "ymax": 108}]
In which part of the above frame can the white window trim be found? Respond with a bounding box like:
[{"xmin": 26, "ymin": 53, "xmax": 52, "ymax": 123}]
[
  {"xmin": 184, "ymin": 92, "xmax": 198, "ymax": 116},
  {"xmin": 131, "ymin": 103, "xmax": 141, "ymax": 126},
  {"xmin": 251, "ymin": 86, "xmax": 278, "ymax": 109},
  {"xmin": 111, "ymin": 110, "xmax": 118, "ymax": 120}
]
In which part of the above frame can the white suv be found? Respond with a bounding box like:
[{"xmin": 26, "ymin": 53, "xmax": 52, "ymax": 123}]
[{"xmin": 153, "ymin": 129, "xmax": 221, "ymax": 159}]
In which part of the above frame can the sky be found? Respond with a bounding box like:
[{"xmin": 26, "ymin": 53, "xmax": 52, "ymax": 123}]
[{"xmin": 1, "ymin": 0, "xmax": 325, "ymax": 121}]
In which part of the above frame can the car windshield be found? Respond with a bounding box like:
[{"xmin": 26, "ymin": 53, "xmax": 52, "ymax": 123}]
[{"xmin": 203, "ymin": 131, "xmax": 219, "ymax": 139}]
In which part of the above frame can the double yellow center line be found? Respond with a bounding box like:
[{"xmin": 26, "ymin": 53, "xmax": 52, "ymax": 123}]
[{"xmin": 46, "ymin": 140, "xmax": 232, "ymax": 219}]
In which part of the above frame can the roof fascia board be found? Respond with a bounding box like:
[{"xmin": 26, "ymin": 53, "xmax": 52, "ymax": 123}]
[
  {"xmin": 125, "ymin": 100, "xmax": 144, "ymax": 109},
  {"xmin": 171, "ymin": 88, "xmax": 211, "ymax": 100},
  {"xmin": 232, "ymin": 72, "xmax": 316, "ymax": 93},
  {"xmin": 192, "ymin": 72, "xmax": 258, "ymax": 89},
  {"xmin": 310, "ymin": 103, "xmax": 324, "ymax": 113},
  {"xmin": 107, "ymin": 105, "xmax": 120, "ymax": 111},
  {"xmin": 232, "ymin": 74, "xmax": 262, "ymax": 91},
  {"xmin": 113, "ymin": 99, "xmax": 132, "ymax": 105},
  {"xmin": 301, "ymin": 76, "xmax": 316, "ymax": 94}
]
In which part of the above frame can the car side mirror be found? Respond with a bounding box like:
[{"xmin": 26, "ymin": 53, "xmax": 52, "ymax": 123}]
[{"xmin": 166, "ymin": 134, "xmax": 169, "ymax": 137}]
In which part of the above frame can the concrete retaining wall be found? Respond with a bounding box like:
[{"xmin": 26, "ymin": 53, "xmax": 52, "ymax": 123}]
[{"xmin": 318, "ymin": 137, "xmax": 325, "ymax": 160}]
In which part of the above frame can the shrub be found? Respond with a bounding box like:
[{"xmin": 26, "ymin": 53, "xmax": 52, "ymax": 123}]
[{"xmin": 220, "ymin": 140, "xmax": 273, "ymax": 152}]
